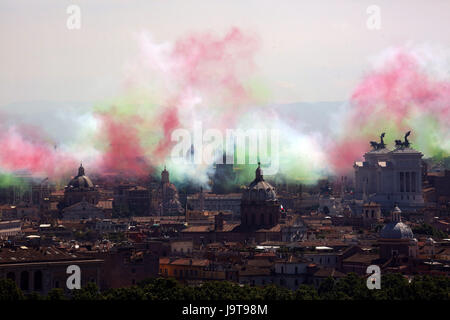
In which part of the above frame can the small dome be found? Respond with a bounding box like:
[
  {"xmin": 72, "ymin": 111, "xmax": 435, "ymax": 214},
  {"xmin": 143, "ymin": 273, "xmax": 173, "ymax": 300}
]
[
  {"xmin": 67, "ymin": 164, "xmax": 94, "ymax": 190},
  {"xmin": 393, "ymin": 205, "xmax": 402, "ymax": 213},
  {"xmin": 380, "ymin": 222, "xmax": 414, "ymax": 239},
  {"xmin": 243, "ymin": 163, "xmax": 277, "ymax": 202}
]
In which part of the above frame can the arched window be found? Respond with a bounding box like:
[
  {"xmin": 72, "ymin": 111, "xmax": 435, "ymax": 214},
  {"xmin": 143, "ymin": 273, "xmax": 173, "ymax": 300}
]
[
  {"xmin": 20, "ymin": 271, "xmax": 29, "ymax": 291},
  {"xmin": 34, "ymin": 270, "xmax": 43, "ymax": 291}
]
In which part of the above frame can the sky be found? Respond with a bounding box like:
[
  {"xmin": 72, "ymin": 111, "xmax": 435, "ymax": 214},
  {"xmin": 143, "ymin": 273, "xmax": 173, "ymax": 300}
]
[
  {"xmin": 0, "ymin": 1, "xmax": 449, "ymax": 185},
  {"xmin": 1, "ymin": 0, "xmax": 450, "ymax": 106}
]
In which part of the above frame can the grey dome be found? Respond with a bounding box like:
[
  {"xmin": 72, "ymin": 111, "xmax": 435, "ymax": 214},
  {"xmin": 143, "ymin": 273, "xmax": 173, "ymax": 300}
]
[
  {"xmin": 380, "ymin": 222, "xmax": 414, "ymax": 239},
  {"xmin": 67, "ymin": 164, "xmax": 94, "ymax": 190},
  {"xmin": 242, "ymin": 163, "xmax": 277, "ymax": 202}
]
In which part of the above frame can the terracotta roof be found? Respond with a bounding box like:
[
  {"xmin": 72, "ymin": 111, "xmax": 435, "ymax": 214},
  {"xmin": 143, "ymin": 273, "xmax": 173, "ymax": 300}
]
[
  {"xmin": 313, "ymin": 267, "xmax": 345, "ymax": 278},
  {"xmin": 159, "ymin": 257, "xmax": 210, "ymax": 267},
  {"xmin": 239, "ymin": 266, "xmax": 271, "ymax": 276},
  {"xmin": 0, "ymin": 246, "xmax": 95, "ymax": 264},
  {"xmin": 182, "ymin": 225, "xmax": 212, "ymax": 233},
  {"xmin": 247, "ymin": 259, "xmax": 274, "ymax": 268},
  {"xmin": 343, "ymin": 253, "xmax": 379, "ymax": 264},
  {"xmin": 255, "ymin": 224, "xmax": 282, "ymax": 232}
]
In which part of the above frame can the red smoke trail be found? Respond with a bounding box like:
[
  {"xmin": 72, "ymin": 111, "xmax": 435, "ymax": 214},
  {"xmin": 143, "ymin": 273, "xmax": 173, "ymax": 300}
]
[
  {"xmin": 350, "ymin": 51, "xmax": 450, "ymax": 126},
  {"xmin": 154, "ymin": 103, "xmax": 180, "ymax": 161},
  {"xmin": 171, "ymin": 27, "xmax": 260, "ymax": 124},
  {"xmin": 0, "ymin": 128, "xmax": 77, "ymax": 178},
  {"xmin": 329, "ymin": 49, "xmax": 450, "ymax": 174},
  {"xmin": 96, "ymin": 113, "xmax": 150, "ymax": 177}
]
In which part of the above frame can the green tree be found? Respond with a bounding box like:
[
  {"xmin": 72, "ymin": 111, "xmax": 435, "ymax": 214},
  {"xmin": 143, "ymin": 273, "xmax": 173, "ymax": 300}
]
[
  {"xmin": 262, "ymin": 284, "xmax": 293, "ymax": 300},
  {"xmin": 103, "ymin": 286, "xmax": 146, "ymax": 300},
  {"xmin": 294, "ymin": 284, "xmax": 320, "ymax": 300},
  {"xmin": 373, "ymin": 273, "xmax": 412, "ymax": 300},
  {"xmin": 0, "ymin": 279, "xmax": 24, "ymax": 300},
  {"xmin": 335, "ymin": 273, "xmax": 374, "ymax": 300},
  {"xmin": 71, "ymin": 282, "xmax": 103, "ymax": 300},
  {"xmin": 318, "ymin": 277, "xmax": 350, "ymax": 300},
  {"xmin": 47, "ymin": 288, "xmax": 67, "ymax": 300}
]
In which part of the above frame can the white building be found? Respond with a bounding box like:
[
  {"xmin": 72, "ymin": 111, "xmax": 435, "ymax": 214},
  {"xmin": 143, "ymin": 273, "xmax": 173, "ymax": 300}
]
[{"xmin": 354, "ymin": 133, "xmax": 424, "ymax": 211}]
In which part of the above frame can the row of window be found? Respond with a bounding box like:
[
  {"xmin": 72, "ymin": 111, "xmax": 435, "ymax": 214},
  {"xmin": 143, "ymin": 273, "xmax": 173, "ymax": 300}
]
[
  {"xmin": 6, "ymin": 270, "xmax": 42, "ymax": 291},
  {"xmin": 5, "ymin": 271, "xmax": 97, "ymax": 291},
  {"xmin": 242, "ymin": 213, "xmax": 274, "ymax": 225},
  {"xmin": 399, "ymin": 172, "xmax": 417, "ymax": 193}
]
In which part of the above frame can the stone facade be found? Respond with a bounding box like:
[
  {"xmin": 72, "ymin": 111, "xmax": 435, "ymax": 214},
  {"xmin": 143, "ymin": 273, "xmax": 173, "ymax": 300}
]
[
  {"xmin": 240, "ymin": 163, "xmax": 280, "ymax": 229},
  {"xmin": 354, "ymin": 135, "xmax": 424, "ymax": 211}
]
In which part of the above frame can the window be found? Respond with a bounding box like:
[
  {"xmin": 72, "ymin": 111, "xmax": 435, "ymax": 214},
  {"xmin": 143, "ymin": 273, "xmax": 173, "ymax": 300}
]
[
  {"xmin": 295, "ymin": 266, "xmax": 298, "ymax": 274},
  {"xmin": 54, "ymin": 280, "xmax": 59, "ymax": 288},
  {"xmin": 20, "ymin": 271, "xmax": 29, "ymax": 291},
  {"xmin": 34, "ymin": 270, "xmax": 43, "ymax": 291},
  {"xmin": 400, "ymin": 172, "xmax": 404, "ymax": 192},
  {"xmin": 405, "ymin": 172, "xmax": 410, "ymax": 192},
  {"xmin": 411, "ymin": 172, "xmax": 417, "ymax": 192}
]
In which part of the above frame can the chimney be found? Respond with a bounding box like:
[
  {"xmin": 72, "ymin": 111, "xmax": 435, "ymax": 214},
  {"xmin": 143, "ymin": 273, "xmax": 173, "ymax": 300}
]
[{"xmin": 215, "ymin": 212, "xmax": 224, "ymax": 231}]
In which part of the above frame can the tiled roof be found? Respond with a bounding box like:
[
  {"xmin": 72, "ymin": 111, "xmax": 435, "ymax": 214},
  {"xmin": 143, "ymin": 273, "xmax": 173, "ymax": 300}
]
[
  {"xmin": 159, "ymin": 257, "xmax": 210, "ymax": 267},
  {"xmin": 343, "ymin": 253, "xmax": 379, "ymax": 264},
  {"xmin": 313, "ymin": 267, "xmax": 345, "ymax": 278},
  {"xmin": 0, "ymin": 246, "xmax": 95, "ymax": 265},
  {"xmin": 239, "ymin": 266, "xmax": 271, "ymax": 276}
]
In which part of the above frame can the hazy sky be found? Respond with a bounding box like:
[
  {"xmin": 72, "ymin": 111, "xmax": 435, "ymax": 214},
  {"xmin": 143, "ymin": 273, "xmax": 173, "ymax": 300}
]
[{"xmin": 1, "ymin": 0, "xmax": 450, "ymax": 107}]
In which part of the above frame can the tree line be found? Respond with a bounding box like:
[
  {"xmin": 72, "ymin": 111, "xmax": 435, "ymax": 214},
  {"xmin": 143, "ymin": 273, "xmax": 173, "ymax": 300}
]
[{"xmin": 0, "ymin": 273, "xmax": 448, "ymax": 300}]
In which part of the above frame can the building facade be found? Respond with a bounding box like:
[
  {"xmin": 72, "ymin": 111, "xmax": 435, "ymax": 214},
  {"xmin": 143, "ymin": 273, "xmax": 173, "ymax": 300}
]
[{"xmin": 354, "ymin": 133, "xmax": 424, "ymax": 211}]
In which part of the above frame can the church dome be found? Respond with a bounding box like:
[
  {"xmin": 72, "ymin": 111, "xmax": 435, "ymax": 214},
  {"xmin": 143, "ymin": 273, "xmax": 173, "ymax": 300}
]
[
  {"xmin": 243, "ymin": 163, "xmax": 277, "ymax": 202},
  {"xmin": 380, "ymin": 222, "xmax": 414, "ymax": 239},
  {"xmin": 67, "ymin": 164, "xmax": 94, "ymax": 190},
  {"xmin": 380, "ymin": 204, "xmax": 413, "ymax": 239}
]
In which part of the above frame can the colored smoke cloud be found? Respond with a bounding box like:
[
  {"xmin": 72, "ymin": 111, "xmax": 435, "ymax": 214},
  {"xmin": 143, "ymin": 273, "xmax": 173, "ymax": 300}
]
[
  {"xmin": 330, "ymin": 46, "xmax": 450, "ymax": 174},
  {"xmin": 0, "ymin": 32, "xmax": 449, "ymax": 188}
]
